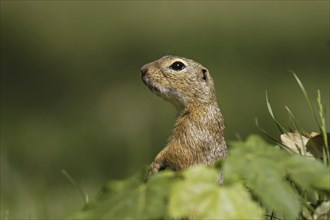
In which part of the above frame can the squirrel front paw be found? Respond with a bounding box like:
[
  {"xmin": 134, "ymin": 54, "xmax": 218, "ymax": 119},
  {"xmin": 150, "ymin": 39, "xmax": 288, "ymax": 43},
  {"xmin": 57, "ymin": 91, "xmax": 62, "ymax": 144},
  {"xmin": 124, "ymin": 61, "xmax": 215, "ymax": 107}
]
[
  {"xmin": 149, "ymin": 161, "xmax": 166, "ymax": 174},
  {"xmin": 143, "ymin": 161, "xmax": 162, "ymax": 182}
]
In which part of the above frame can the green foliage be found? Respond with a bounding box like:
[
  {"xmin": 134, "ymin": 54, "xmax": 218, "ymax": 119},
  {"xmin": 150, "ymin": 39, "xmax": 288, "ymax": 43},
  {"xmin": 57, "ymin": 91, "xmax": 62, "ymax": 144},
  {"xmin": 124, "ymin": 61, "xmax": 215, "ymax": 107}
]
[
  {"xmin": 256, "ymin": 73, "xmax": 329, "ymax": 219},
  {"xmin": 168, "ymin": 166, "xmax": 263, "ymax": 219},
  {"xmin": 263, "ymin": 73, "xmax": 329, "ymax": 164},
  {"xmin": 70, "ymin": 165, "xmax": 263, "ymax": 219},
  {"xmin": 70, "ymin": 135, "xmax": 329, "ymax": 219},
  {"xmin": 226, "ymin": 135, "xmax": 300, "ymax": 219},
  {"xmin": 225, "ymin": 135, "xmax": 329, "ymax": 219},
  {"xmin": 70, "ymin": 172, "xmax": 174, "ymax": 219}
]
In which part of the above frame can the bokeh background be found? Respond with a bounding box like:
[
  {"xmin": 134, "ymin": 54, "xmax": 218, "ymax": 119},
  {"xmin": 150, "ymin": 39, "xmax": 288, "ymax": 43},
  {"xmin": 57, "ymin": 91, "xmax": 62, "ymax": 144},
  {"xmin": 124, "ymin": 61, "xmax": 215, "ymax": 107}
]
[{"xmin": 1, "ymin": 1, "xmax": 329, "ymax": 219}]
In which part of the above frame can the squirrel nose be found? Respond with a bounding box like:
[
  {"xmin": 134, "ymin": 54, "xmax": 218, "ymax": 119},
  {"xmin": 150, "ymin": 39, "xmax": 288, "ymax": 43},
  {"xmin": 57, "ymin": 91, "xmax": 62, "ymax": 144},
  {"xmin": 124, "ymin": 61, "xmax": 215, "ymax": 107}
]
[{"xmin": 141, "ymin": 66, "xmax": 148, "ymax": 78}]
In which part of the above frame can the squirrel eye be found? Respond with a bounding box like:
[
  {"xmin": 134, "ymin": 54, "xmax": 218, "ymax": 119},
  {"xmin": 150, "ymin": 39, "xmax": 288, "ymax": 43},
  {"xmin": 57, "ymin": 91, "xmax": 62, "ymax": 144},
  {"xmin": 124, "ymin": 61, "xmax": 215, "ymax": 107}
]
[{"xmin": 169, "ymin": 61, "xmax": 186, "ymax": 71}]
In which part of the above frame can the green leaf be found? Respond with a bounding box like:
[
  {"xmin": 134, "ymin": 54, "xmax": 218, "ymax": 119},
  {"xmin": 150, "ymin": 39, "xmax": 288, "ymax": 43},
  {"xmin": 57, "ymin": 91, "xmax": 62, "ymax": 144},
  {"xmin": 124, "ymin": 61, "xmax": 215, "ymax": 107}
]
[
  {"xmin": 217, "ymin": 183, "xmax": 264, "ymax": 219},
  {"xmin": 284, "ymin": 155, "xmax": 330, "ymax": 191},
  {"xmin": 168, "ymin": 166, "xmax": 264, "ymax": 219},
  {"xmin": 70, "ymin": 171, "xmax": 177, "ymax": 219},
  {"xmin": 168, "ymin": 166, "xmax": 219, "ymax": 218},
  {"xmin": 225, "ymin": 135, "xmax": 301, "ymax": 219}
]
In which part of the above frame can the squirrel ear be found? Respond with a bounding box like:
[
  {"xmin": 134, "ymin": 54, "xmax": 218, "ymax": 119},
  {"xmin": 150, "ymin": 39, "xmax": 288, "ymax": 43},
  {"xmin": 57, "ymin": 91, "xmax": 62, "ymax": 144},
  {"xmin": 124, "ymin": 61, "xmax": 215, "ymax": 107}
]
[{"xmin": 201, "ymin": 68, "xmax": 208, "ymax": 82}]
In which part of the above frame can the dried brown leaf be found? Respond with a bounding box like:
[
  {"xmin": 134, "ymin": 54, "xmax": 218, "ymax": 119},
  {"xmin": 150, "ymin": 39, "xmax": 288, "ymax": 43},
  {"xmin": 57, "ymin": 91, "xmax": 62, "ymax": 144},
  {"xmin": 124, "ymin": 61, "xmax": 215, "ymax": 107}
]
[{"xmin": 280, "ymin": 132, "xmax": 313, "ymax": 157}]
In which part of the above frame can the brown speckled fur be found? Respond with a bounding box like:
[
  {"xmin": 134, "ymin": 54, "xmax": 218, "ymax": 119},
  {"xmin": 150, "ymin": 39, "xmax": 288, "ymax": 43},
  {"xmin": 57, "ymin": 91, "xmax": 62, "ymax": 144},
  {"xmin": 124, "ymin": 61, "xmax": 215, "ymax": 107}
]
[{"xmin": 141, "ymin": 55, "xmax": 227, "ymax": 175}]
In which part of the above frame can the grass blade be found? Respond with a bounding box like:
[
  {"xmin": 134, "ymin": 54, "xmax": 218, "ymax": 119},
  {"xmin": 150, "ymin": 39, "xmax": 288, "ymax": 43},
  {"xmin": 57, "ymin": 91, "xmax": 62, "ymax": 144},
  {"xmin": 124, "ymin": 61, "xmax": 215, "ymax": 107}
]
[
  {"xmin": 291, "ymin": 71, "xmax": 321, "ymax": 131},
  {"xmin": 255, "ymin": 118, "xmax": 295, "ymax": 154},
  {"xmin": 285, "ymin": 106, "xmax": 307, "ymax": 155},
  {"xmin": 62, "ymin": 169, "xmax": 89, "ymax": 205},
  {"xmin": 266, "ymin": 91, "xmax": 287, "ymax": 134},
  {"xmin": 285, "ymin": 106, "xmax": 302, "ymax": 133},
  {"xmin": 317, "ymin": 90, "xmax": 329, "ymax": 164}
]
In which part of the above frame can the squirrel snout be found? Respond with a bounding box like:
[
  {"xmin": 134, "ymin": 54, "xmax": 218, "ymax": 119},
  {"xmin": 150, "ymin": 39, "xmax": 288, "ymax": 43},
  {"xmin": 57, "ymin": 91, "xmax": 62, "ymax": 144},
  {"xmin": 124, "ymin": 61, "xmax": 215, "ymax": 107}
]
[{"xmin": 141, "ymin": 66, "xmax": 148, "ymax": 78}]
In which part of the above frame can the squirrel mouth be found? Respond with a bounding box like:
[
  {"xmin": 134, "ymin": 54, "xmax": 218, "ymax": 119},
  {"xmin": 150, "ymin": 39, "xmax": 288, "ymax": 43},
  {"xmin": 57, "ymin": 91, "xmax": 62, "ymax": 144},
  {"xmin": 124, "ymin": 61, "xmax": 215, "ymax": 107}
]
[
  {"xmin": 148, "ymin": 84, "xmax": 160, "ymax": 93},
  {"xmin": 142, "ymin": 76, "xmax": 161, "ymax": 93},
  {"xmin": 146, "ymin": 82, "xmax": 161, "ymax": 93}
]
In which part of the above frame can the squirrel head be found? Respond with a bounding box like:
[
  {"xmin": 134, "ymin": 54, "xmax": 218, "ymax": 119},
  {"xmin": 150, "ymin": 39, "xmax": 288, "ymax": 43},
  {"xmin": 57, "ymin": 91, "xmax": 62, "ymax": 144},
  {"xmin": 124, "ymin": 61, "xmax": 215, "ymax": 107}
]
[{"xmin": 141, "ymin": 55, "xmax": 217, "ymax": 110}]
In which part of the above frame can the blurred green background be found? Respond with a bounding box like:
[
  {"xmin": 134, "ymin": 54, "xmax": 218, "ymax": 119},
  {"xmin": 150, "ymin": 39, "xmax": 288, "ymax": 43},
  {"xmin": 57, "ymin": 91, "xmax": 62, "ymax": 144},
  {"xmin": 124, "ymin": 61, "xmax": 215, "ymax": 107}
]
[{"xmin": 1, "ymin": 1, "xmax": 329, "ymax": 219}]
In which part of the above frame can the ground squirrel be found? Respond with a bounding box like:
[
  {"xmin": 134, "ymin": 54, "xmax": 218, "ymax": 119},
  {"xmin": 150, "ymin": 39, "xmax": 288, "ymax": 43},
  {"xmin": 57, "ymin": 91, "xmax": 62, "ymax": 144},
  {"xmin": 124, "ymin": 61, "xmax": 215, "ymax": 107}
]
[{"xmin": 141, "ymin": 55, "xmax": 227, "ymax": 176}]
